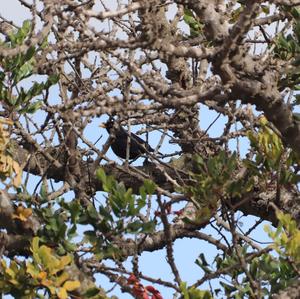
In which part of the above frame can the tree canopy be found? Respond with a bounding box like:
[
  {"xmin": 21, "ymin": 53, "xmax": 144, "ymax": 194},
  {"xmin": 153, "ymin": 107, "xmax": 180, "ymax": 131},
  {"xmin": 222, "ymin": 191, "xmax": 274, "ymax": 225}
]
[{"xmin": 0, "ymin": 0, "xmax": 300, "ymax": 298}]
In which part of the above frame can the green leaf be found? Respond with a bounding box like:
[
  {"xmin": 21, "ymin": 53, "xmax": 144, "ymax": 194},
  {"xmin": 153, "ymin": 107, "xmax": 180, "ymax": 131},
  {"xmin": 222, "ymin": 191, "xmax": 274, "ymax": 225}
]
[
  {"xmin": 6, "ymin": 95, "xmax": 18, "ymax": 106},
  {"xmin": 83, "ymin": 287, "xmax": 101, "ymax": 298},
  {"xmin": 183, "ymin": 9, "xmax": 203, "ymax": 37},
  {"xmin": 99, "ymin": 205, "xmax": 114, "ymax": 222},
  {"xmin": 291, "ymin": 7, "xmax": 300, "ymax": 20},
  {"xmin": 179, "ymin": 282, "xmax": 213, "ymax": 299},
  {"xmin": 126, "ymin": 220, "xmax": 143, "ymax": 233},
  {"xmin": 67, "ymin": 225, "xmax": 77, "ymax": 239},
  {"xmin": 220, "ymin": 281, "xmax": 236, "ymax": 295},
  {"xmin": 140, "ymin": 221, "xmax": 156, "ymax": 233},
  {"xmin": 20, "ymin": 20, "xmax": 32, "ymax": 37},
  {"xmin": 40, "ymin": 182, "xmax": 48, "ymax": 203},
  {"xmin": 87, "ymin": 204, "xmax": 99, "ymax": 221},
  {"xmin": 25, "ymin": 82, "xmax": 45, "ymax": 100},
  {"xmin": 294, "ymin": 22, "xmax": 300, "ymax": 42},
  {"xmin": 180, "ymin": 282, "xmax": 190, "ymax": 299},
  {"xmin": 143, "ymin": 179, "xmax": 156, "ymax": 194},
  {"xmin": 136, "ymin": 195, "xmax": 146, "ymax": 211},
  {"xmin": 195, "ymin": 253, "xmax": 211, "ymax": 274},
  {"xmin": 98, "ymin": 219, "xmax": 111, "ymax": 234},
  {"xmin": 84, "ymin": 230, "xmax": 97, "ymax": 244},
  {"xmin": 109, "ymin": 196, "xmax": 122, "ymax": 216},
  {"xmin": 96, "ymin": 168, "xmax": 107, "ymax": 184},
  {"xmin": 40, "ymin": 37, "xmax": 49, "ymax": 50},
  {"xmin": 69, "ymin": 200, "xmax": 81, "ymax": 223},
  {"xmin": 45, "ymin": 74, "xmax": 59, "ymax": 88},
  {"xmin": 19, "ymin": 100, "xmax": 42, "ymax": 114},
  {"xmin": 63, "ymin": 240, "xmax": 77, "ymax": 252},
  {"xmin": 24, "ymin": 46, "xmax": 36, "ymax": 62},
  {"xmin": 139, "ymin": 185, "xmax": 146, "ymax": 201},
  {"xmin": 261, "ymin": 5, "xmax": 270, "ymax": 15},
  {"xmin": 9, "ymin": 20, "xmax": 31, "ymax": 46},
  {"xmin": 13, "ymin": 60, "xmax": 34, "ymax": 83},
  {"xmin": 57, "ymin": 244, "xmax": 67, "ymax": 255}
]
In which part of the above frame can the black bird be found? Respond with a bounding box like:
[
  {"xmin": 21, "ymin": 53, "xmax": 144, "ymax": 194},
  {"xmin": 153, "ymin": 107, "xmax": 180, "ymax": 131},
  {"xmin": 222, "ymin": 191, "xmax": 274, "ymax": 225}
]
[{"xmin": 100, "ymin": 119, "xmax": 155, "ymax": 160}]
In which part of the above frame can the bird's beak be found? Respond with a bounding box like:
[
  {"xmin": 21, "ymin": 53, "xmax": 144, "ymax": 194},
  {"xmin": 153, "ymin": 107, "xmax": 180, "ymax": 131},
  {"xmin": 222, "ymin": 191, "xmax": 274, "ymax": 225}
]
[{"xmin": 99, "ymin": 123, "xmax": 106, "ymax": 128}]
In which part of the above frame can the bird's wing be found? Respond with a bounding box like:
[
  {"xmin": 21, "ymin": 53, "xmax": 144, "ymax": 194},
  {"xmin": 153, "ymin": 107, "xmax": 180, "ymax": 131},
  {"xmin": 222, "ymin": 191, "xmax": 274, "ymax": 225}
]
[
  {"xmin": 131, "ymin": 133, "xmax": 154, "ymax": 152},
  {"xmin": 117, "ymin": 126, "xmax": 155, "ymax": 153}
]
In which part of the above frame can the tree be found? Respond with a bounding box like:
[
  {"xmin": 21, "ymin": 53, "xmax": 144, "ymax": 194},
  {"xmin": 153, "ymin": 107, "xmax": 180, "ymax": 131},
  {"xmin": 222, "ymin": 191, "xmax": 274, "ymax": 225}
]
[{"xmin": 0, "ymin": 0, "xmax": 300, "ymax": 298}]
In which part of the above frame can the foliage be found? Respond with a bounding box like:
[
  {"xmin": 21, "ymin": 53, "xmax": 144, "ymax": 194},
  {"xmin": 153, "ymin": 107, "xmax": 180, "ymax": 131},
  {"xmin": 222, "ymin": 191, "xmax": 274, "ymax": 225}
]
[
  {"xmin": 183, "ymin": 9, "xmax": 204, "ymax": 38},
  {"xmin": 0, "ymin": 118, "xmax": 22, "ymax": 187},
  {"xmin": 36, "ymin": 195, "xmax": 78, "ymax": 256},
  {"xmin": 0, "ymin": 237, "xmax": 80, "ymax": 299},
  {"xmin": 246, "ymin": 116, "xmax": 300, "ymax": 185},
  {"xmin": 273, "ymin": 7, "xmax": 300, "ymax": 90},
  {"xmin": 180, "ymin": 282, "xmax": 212, "ymax": 299},
  {"xmin": 265, "ymin": 211, "xmax": 300, "ymax": 267},
  {"xmin": 182, "ymin": 151, "xmax": 252, "ymax": 222},
  {"xmin": 0, "ymin": 20, "xmax": 58, "ymax": 115},
  {"xmin": 191, "ymin": 211, "xmax": 300, "ymax": 298},
  {"xmin": 89, "ymin": 168, "xmax": 157, "ymax": 258}
]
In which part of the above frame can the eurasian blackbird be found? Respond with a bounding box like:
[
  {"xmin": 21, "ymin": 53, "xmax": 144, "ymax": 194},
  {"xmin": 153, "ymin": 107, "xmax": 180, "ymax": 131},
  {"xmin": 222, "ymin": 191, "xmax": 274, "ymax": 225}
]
[{"xmin": 100, "ymin": 119, "xmax": 155, "ymax": 159}]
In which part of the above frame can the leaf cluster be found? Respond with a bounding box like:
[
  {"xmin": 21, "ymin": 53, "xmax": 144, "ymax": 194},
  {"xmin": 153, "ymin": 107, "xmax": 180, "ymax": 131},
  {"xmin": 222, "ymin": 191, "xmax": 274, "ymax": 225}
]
[
  {"xmin": 0, "ymin": 237, "xmax": 81, "ymax": 299},
  {"xmin": 0, "ymin": 20, "xmax": 58, "ymax": 114},
  {"xmin": 78, "ymin": 169, "xmax": 157, "ymax": 259}
]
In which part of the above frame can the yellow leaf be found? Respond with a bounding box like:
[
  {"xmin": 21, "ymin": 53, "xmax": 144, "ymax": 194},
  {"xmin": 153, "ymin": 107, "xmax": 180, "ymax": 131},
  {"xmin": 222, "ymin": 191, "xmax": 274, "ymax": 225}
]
[
  {"xmin": 0, "ymin": 118, "xmax": 13, "ymax": 126},
  {"xmin": 41, "ymin": 278, "xmax": 53, "ymax": 288},
  {"xmin": 5, "ymin": 267, "xmax": 16, "ymax": 279},
  {"xmin": 31, "ymin": 237, "xmax": 42, "ymax": 265},
  {"xmin": 10, "ymin": 261, "xmax": 19, "ymax": 273},
  {"xmin": 0, "ymin": 118, "xmax": 22, "ymax": 187},
  {"xmin": 8, "ymin": 279, "xmax": 19, "ymax": 285},
  {"xmin": 12, "ymin": 205, "xmax": 32, "ymax": 222},
  {"xmin": 259, "ymin": 116, "xmax": 268, "ymax": 126},
  {"xmin": 21, "ymin": 208, "xmax": 32, "ymax": 220},
  {"xmin": 63, "ymin": 280, "xmax": 81, "ymax": 291},
  {"xmin": 47, "ymin": 285, "xmax": 56, "ymax": 295},
  {"xmin": 37, "ymin": 271, "xmax": 47, "ymax": 281},
  {"xmin": 55, "ymin": 271, "xmax": 69, "ymax": 287},
  {"xmin": 39, "ymin": 245, "xmax": 60, "ymax": 272},
  {"xmin": 26, "ymin": 262, "xmax": 39, "ymax": 279},
  {"xmin": 57, "ymin": 287, "xmax": 68, "ymax": 299},
  {"xmin": 281, "ymin": 232, "xmax": 288, "ymax": 244},
  {"xmin": 12, "ymin": 160, "xmax": 22, "ymax": 187},
  {"xmin": 31, "ymin": 237, "xmax": 39, "ymax": 252},
  {"xmin": 58, "ymin": 255, "xmax": 72, "ymax": 270}
]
